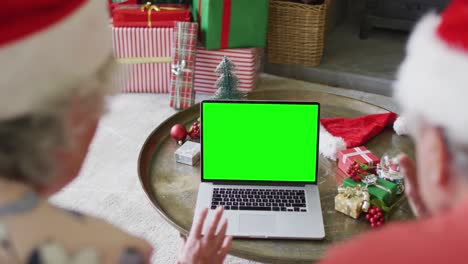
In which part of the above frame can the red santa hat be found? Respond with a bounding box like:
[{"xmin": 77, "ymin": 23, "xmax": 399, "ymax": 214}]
[
  {"xmin": 0, "ymin": 1, "xmax": 111, "ymax": 121},
  {"xmin": 394, "ymin": 0, "xmax": 468, "ymax": 145},
  {"xmin": 319, "ymin": 112, "xmax": 398, "ymax": 160}
]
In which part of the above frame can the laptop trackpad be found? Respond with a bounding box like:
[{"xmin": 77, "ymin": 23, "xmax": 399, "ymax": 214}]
[{"xmin": 239, "ymin": 214, "xmax": 276, "ymax": 234}]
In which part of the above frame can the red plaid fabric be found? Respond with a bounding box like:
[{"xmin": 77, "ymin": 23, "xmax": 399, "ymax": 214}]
[{"xmin": 169, "ymin": 22, "xmax": 198, "ymax": 110}]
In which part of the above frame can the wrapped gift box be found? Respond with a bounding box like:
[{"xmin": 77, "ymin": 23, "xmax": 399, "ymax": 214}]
[
  {"xmin": 335, "ymin": 168, "xmax": 349, "ymax": 187},
  {"xmin": 112, "ymin": 27, "xmax": 174, "ymax": 93},
  {"xmin": 137, "ymin": 0, "xmax": 191, "ymax": 4},
  {"xmin": 343, "ymin": 177, "xmax": 398, "ymax": 205},
  {"xmin": 335, "ymin": 186, "xmax": 370, "ymax": 219},
  {"xmin": 192, "ymin": 0, "xmax": 269, "ymax": 49},
  {"xmin": 338, "ymin": 147, "xmax": 380, "ymax": 177},
  {"xmin": 194, "ymin": 46, "xmax": 262, "ymax": 94},
  {"xmin": 113, "ymin": 3, "xmax": 191, "ymax": 28},
  {"xmin": 169, "ymin": 22, "xmax": 198, "ymax": 109},
  {"xmin": 175, "ymin": 141, "xmax": 201, "ymax": 165},
  {"xmin": 109, "ymin": 0, "xmax": 137, "ymax": 16}
]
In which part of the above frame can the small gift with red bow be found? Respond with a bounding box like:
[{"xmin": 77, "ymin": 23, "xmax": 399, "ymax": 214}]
[{"xmin": 337, "ymin": 146, "xmax": 380, "ymax": 178}]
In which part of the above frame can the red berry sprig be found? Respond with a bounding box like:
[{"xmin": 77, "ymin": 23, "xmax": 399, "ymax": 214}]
[
  {"xmin": 365, "ymin": 205, "xmax": 385, "ymax": 228},
  {"xmin": 188, "ymin": 120, "xmax": 201, "ymax": 139},
  {"xmin": 346, "ymin": 161, "xmax": 368, "ymax": 181}
]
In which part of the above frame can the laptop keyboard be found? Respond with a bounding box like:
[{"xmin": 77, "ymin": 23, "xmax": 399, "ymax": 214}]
[{"xmin": 211, "ymin": 188, "xmax": 307, "ymax": 212}]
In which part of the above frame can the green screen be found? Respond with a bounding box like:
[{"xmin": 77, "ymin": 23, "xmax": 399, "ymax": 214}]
[{"xmin": 202, "ymin": 102, "xmax": 319, "ymax": 183}]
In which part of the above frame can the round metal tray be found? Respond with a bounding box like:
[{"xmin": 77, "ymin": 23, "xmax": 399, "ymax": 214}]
[{"xmin": 138, "ymin": 89, "xmax": 414, "ymax": 263}]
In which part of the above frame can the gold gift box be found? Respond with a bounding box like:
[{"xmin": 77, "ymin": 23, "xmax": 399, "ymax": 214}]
[{"xmin": 334, "ymin": 185, "xmax": 370, "ymax": 219}]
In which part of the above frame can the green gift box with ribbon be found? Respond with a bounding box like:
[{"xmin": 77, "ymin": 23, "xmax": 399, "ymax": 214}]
[
  {"xmin": 343, "ymin": 177, "xmax": 398, "ymax": 205},
  {"xmin": 192, "ymin": 0, "xmax": 269, "ymax": 49}
]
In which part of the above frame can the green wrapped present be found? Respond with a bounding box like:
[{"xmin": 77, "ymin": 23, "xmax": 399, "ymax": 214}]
[
  {"xmin": 192, "ymin": 0, "xmax": 269, "ymax": 49},
  {"xmin": 343, "ymin": 176, "xmax": 398, "ymax": 205}
]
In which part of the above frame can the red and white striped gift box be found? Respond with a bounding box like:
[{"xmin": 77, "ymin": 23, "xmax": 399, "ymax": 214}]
[
  {"xmin": 194, "ymin": 47, "xmax": 262, "ymax": 94},
  {"xmin": 112, "ymin": 27, "xmax": 173, "ymax": 93}
]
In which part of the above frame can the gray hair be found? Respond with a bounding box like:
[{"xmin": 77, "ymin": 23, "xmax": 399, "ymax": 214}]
[{"xmin": 0, "ymin": 56, "xmax": 117, "ymax": 188}]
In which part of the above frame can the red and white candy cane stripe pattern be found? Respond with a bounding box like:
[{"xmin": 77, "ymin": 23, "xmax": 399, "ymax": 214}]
[
  {"xmin": 112, "ymin": 27, "xmax": 173, "ymax": 93},
  {"xmin": 193, "ymin": 47, "xmax": 262, "ymax": 94}
]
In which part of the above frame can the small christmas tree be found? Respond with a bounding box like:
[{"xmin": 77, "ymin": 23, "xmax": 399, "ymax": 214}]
[{"xmin": 214, "ymin": 56, "xmax": 245, "ymax": 100}]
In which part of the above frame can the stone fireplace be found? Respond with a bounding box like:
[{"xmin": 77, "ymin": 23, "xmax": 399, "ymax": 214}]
[
  {"xmin": 264, "ymin": 0, "xmax": 450, "ymax": 96},
  {"xmin": 360, "ymin": 0, "xmax": 449, "ymax": 38}
]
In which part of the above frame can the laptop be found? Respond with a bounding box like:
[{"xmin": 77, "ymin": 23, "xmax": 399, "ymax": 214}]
[{"xmin": 194, "ymin": 100, "xmax": 325, "ymax": 239}]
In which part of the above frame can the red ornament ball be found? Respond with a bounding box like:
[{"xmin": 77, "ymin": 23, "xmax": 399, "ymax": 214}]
[
  {"xmin": 170, "ymin": 124, "xmax": 188, "ymax": 143},
  {"xmin": 188, "ymin": 120, "xmax": 201, "ymax": 139}
]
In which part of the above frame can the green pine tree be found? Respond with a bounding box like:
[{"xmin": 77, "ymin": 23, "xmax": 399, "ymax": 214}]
[{"xmin": 214, "ymin": 56, "xmax": 245, "ymax": 100}]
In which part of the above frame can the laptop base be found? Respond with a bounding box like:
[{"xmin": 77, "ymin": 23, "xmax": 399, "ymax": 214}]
[{"xmin": 194, "ymin": 182, "xmax": 325, "ymax": 240}]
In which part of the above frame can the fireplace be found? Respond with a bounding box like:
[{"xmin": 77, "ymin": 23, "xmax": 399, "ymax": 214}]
[{"xmin": 359, "ymin": 0, "xmax": 449, "ymax": 39}]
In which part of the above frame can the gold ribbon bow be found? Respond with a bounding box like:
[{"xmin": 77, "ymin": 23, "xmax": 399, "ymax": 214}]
[
  {"xmin": 141, "ymin": 2, "xmax": 159, "ymax": 28},
  {"xmin": 338, "ymin": 185, "xmax": 370, "ymax": 213},
  {"xmin": 141, "ymin": 2, "xmax": 186, "ymax": 28}
]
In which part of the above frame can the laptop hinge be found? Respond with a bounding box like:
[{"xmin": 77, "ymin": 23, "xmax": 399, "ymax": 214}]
[{"xmin": 211, "ymin": 181, "xmax": 307, "ymax": 187}]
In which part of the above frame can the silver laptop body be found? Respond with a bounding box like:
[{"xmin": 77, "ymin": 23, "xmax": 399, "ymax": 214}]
[{"xmin": 194, "ymin": 100, "xmax": 325, "ymax": 240}]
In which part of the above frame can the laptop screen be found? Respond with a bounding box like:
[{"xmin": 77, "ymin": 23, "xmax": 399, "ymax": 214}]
[{"xmin": 201, "ymin": 101, "xmax": 319, "ymax": 183}]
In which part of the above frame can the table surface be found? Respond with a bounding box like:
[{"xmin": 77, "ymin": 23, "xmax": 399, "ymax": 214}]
[{"xmin": 138, "ymin": 85, "xmax": 414, "ymax": 263}]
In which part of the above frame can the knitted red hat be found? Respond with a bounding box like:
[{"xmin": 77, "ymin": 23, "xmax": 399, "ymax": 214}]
[
  {"xmin": 0, "ymin": 1, "xmax": 111, "ymax": 120},
  {"xmin": 319, "ymin": 113, "xmax": 398, "ymax": 160},
  {"xmin": 394, "ymin": 0, "xmax": 468, "ymax": 145}
]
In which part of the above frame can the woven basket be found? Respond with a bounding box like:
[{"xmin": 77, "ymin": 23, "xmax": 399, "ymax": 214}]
[{"xmin": 267, "ymin": 0, "xmax": 329, "ymax": 67}]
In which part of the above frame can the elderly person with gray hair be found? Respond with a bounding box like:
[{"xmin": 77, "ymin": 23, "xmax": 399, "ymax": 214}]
[
  {"xmin": 320, "ymin": 0, "xmax": 468, "ymax": 263},
  {"xmin": 0, "ymin": 1, "xmax": 230, "ymax": 264}
]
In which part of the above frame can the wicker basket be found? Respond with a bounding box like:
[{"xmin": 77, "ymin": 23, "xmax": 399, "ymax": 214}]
[{"xmin": 267, "ymin": 0, "xmax": 329, "ymax": 67}]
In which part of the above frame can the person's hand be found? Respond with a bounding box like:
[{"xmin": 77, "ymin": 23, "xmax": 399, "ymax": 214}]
[
  {"xmin": 177, "ymin": 207, "xmax": 232, "ymax": 264},
  {"xmin": 399, "ymin": 154, "xmax": 430, "ymax": 217}
]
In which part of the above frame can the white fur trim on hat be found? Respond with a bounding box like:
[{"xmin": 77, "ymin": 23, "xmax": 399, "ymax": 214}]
[
  {"xmin": 393, "ymin": 116, "xmax": 408, "ymax": 136},
  {"xmin": 0, "ymin": 0, "xmax": 112, "ymax": 121},
  {"xmin": 394, "ymin": 13, "xmax": 468, "ymax": 145},
  {"xmin": 319, "ymin": 124, "xmax": 347, "ymax": 160}
]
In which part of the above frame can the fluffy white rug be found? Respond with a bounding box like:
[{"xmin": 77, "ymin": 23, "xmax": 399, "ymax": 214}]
[{"xmin": 50, "ymin": 93, "xmax": 258, "ymax": 264}]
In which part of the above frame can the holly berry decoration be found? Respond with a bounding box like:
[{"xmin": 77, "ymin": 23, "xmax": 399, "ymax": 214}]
[
  {"xmin": 170, "ymin": 124, "xmax": 188, "ymax": 145},
  {"xmin": 346, "ymin": 161, "xmax": 367, "ymax": 181},
  {"xmin": 365, "ymin": 205, "xmax": 385, "ymax": 228},
  {"xmin": 188, "ymin": 119, "xmax": 201, "ymax": 140}
]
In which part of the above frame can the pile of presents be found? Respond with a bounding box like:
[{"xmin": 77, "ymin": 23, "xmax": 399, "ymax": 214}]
[
  {"xmin": 109, "ymin": 0, "xmax": 267, "ymax": 109},
  {"xmin": 334, "ymin": 146, "xmax": 405, "ymax": 228}
]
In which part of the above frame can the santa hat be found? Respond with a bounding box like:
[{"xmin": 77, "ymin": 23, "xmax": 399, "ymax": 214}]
[
  {"xmin": 319, "ymin": 112, "xmax": 398, "ymax": 160},
  {"xmin": 0, "ymin": 1, "xmax": 112, "ymax": 121},
  {"xmin": 394, "ymin": 0, "xmax": 468, "ymax": 145}
]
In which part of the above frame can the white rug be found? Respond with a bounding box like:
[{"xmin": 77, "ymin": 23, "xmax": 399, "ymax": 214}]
[{"xmin": 50, "ymin": 93, "xmax": 259, "ymax": 264}]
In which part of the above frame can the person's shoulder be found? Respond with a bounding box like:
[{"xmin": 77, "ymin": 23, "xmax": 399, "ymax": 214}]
[
  {"xmin": 319, "ymin": 222, "xmax": 417, "ymax": 264},
  {"xmin": 4, "ymin": 201, "xmax": 153, "ymax": 263},
  {"xmin": 49, "ymin": 204, "xmax": 154, "ymax": 263},
  {"xmin": 319, "ymin": 214, "xmax": 468, "ymax": 264}
]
